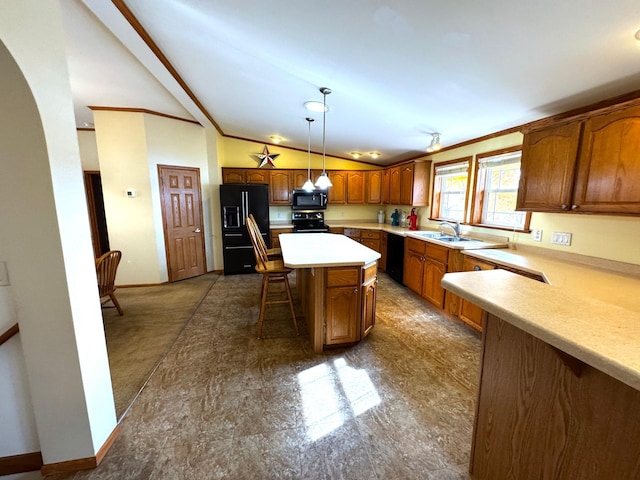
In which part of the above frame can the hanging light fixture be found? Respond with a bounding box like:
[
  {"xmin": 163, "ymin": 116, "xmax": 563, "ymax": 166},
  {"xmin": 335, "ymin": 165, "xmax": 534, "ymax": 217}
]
[
  {"xmin": 426, "ymin": 133, "xmax": 442, "ymax": 153},
  {"xmin": 301, "ymin": 117, "xmax": 315, "ymax": 191},
  {"xmin": 314, "ymin": 87, "xmax": 333, "ymax": 189}
]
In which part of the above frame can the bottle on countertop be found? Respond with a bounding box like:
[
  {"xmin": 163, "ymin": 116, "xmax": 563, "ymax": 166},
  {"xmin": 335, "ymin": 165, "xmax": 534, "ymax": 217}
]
[
  {"xmin": 377, "ymin": 210, "xmax": 385, "ymax": 224},
  {"xmin": 400, "ymin": 210, "xmax": 406, "ymax": 227}
]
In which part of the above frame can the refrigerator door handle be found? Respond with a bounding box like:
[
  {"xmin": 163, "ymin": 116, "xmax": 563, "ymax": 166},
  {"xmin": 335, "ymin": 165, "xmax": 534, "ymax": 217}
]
[{"xmin": 241, "ymin": 191, "xmax": 247, "ymax": 225}]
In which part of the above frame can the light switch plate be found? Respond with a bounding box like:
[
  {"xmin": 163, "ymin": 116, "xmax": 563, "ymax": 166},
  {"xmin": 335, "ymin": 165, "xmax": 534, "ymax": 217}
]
[
  {"xmin": 0, "ymin": 261, "xmax": 9, "ymax": 286},
  {"xmin": 532, "ymin": 229, "xmax": 543, "ymax": 242},
  {"xmin": 551, "ymin": 232, "xmax": 572, "ymax": 246}
]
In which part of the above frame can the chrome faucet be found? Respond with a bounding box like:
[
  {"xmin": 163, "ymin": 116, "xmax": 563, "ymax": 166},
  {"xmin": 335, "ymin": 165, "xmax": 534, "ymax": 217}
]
[{"xmin": 439, "ymin": 221, "xmax": 460, "ymax": 239}]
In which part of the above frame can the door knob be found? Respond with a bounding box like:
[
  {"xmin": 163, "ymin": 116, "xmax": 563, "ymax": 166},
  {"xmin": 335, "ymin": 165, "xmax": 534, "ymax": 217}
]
[{"xmin": 194, "ymin": 227, "xmax": 201, "ymax": 233}]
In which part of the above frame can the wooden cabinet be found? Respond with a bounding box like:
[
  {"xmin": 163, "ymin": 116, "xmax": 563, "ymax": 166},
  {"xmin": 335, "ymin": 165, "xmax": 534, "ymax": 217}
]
[
  {"xmin": 458, "ymin": 257, "xmax": 496, "ymax": 331},
  {"xmin": 403, "ymin": 237, "xmax": 426, "ymax": 294},
  {"xmin": 360, "ymin": 230, "xmax": 380, "ymax": 252},
  {"xmin": 329, "ymin": 227, "xmax": 344, "ymax": 234},
  {"xmin": 381, "ymin": 169, "xmax": 391, "ymax": 204},
  {"xmin": 518, "ymin": 101, "xmax": 640, "ymax": 215},
  {"xmin": 269, "ymin": 228, "xmax": 293, "ymax": 249},
  {"xmin": 361, "ymin": 265, "xmax": 377, "ymax": 338},
  {"xmin": 379, "ymin": 231, "xmax": 388, "ymax": 271},
  {"xmin": 366, "ymin": 170, "xmax": 383, "ymax": 204},
  {"xmin": 420, "ymin": 243, "xmax": 449, "ymax": 308},
  {"xmin": 343, "ymin": 228, "xmax": 360, "ymax": 242},
  {"xmin": 328, "ymin": 171, "xmax": 348, "ymax": 204},
  {"xmin": 347, "ymin": 171, "xmax": 365, "ymax": 204},
  {"xmin": 268, "ymin": 170, "xmax": 292, "ymax": 205},
  {"xmin": 292, "ymin": 169, "xmax": 322, "ymax": 190},
  {"xmin": 325, "ymin": 267, "xmax": 361, "ymax": 346},
  {"xmin": 385, "ymin": 161, "xmax": 431, "ymax": 206},
  {"xmin": 222, "ymin": 168, "xmax": 269, "ymax": 184}
]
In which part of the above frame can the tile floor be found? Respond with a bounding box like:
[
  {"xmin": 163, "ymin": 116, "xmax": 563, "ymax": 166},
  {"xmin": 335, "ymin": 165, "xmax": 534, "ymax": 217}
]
[{"xmin": 47, "ymin": 271, "xmax": 481, "ymax": 479}]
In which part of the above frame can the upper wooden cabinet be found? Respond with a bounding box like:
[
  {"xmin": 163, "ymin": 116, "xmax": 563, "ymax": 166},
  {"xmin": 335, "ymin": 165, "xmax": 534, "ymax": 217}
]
[
  {"xmin": 366, "ymin": 170, "xmax": 383, "ymax": 204},
  {"xmin": 517, "ymin": 100, "xmax": 640, "ymax": 215},
  {"xmin": 222, "ymin": 167, "xmax": 269, "ymax": 184},
  {"xmin": 328, "ymin": 171, "xmax": 348, "ymax": 204},
  {"xmin": 389, "ymin": 166, "xmax": 401, "ymax": 204},
  {"xmin": 381, "ymin": 169, "xmax": 391, "ymax": 204},
  {"xmin": 269, "ymin": 170, "xmax": 292, "ymax": 205},
  {"xmin": 386, "ymin": 160, "xmax": 431, "ymax": 206},
  {"xmin": 347, "ymin": 171, "xmax": 366, "ymax": 204}
]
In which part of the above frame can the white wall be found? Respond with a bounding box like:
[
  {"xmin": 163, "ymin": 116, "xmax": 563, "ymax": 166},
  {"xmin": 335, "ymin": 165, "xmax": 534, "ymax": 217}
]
[
  {"xmin": 0, "ymin": 0, "xmax": 116, "ymax": 466},
  {"xmin": 77, "ymin": 129, "xmax": 100, "ymax": 170}
]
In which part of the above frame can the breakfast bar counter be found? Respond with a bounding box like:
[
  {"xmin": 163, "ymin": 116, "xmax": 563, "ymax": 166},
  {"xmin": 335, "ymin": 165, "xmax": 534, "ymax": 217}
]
[
  {"xmin": 442, "ymin": 269, "xmax": 640, "ymax": 479},
  {"xmin": 279, "ymin": 233, "xmax": 380, "ymax": 353}
]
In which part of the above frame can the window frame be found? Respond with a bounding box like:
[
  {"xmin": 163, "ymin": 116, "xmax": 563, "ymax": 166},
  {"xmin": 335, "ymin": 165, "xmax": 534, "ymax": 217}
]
[
  {"xmin": 430, "ymin": 156, "xmax": 473, "ymax": 223},
  {"xmin": 470, "ymin": 147, "xmax": 531, "ymax": 232}
]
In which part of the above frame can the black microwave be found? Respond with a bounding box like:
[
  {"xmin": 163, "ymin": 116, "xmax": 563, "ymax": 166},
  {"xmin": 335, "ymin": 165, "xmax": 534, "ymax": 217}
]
[{"xmin": 291, "ymin": 189, "xmax": 328, "ymax": 210}]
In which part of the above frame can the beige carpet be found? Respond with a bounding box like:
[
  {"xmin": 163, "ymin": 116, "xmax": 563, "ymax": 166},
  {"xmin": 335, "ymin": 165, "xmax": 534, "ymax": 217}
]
[{"xmin": 102, "ymin": 272, "xmax": 220, "ymax": 418}]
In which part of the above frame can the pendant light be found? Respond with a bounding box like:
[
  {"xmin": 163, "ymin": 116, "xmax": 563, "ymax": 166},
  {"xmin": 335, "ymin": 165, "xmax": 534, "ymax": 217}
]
[
  {"xmin": 301, "ymin": 117, "xmax": 315, "ymax": 191},
  {"xmin": 314, "ymin": 87, "xmax": 333, "ymax": 189},
  {"xmin": 426, "ymin": 133, "xmax": 442, "ymax": 153}
]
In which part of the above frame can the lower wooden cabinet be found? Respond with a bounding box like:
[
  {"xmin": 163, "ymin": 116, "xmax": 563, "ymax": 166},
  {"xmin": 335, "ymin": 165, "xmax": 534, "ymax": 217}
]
[
  {"xmin": 361, "ymin": 278, "xmax": 376, "ymax": 338},
  {"xmin": 404, "ymin": 237, "xmax": 449, "ymax": 309},
  {"xmin": 458, "ymin": 257, "xmax": 496, "ymax": 331},
  {"xmin": 269, "ymin": 228, "xmax": 293, "ymax": 249},
  {"xmin": 422, "ymin": 257, "xmax": 446, "ymax": 308}
]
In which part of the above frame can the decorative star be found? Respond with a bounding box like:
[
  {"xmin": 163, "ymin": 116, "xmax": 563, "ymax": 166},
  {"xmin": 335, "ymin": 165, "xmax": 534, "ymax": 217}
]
[{"xmin": 255, "ymin": 144, "xmax": 280, "ymax": 168}]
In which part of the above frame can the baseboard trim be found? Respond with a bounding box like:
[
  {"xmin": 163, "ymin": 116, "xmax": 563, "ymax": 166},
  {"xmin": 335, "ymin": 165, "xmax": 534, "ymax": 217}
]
[
  {"xmin": 40, "ymin": 424, "xmax": 121, "ymax": 476},
  {"xmin": 0, "ymin": 451, "xmax": 43, "ymax": 476}
]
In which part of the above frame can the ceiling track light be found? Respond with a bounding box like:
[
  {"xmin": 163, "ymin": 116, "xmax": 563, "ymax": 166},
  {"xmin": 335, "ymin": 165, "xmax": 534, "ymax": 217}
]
[
  {"xmin": 426, "ymin": 133, "xmax": 442, "ymax": 153},
  {"xmin": 301, "ymin": 117, "xmax": 315, "ymax": 191},
  {"xmin": 315, "ymin": 87, "xmax": 333, "ymax": 189}
]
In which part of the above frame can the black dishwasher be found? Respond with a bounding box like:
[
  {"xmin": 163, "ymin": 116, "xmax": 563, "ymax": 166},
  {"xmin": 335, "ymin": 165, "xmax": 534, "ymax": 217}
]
[{"xmin": 386, "ymin": 233, "xmax": 405, "ymax": 285}]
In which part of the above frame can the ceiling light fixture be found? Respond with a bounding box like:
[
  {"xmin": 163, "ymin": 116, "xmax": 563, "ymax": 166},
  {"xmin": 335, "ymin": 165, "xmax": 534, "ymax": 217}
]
[
  {"xmin": 426, "ymin": 133, "xmax": 442, "ymax": 153},
  {"xmin": 304, "ymin": 100, "xmax": 328, "ymax": 113},
  {"xmin": 269, "ymin": 135, "xmax": 284, "ymax": 144},
  {"xmin": 635, "ymin": 28, "xmax": 640, "ymax": 41},
  {"xmin": 350, "ymin": 152, "xmax": 362, "ymax": 159},
  {"xmin": 314, "ymin": 87, "xmax": 333, "ymax": 189},
  {"xmin": 369, "ymin": 151, "xmax": 381, "ymax": 159},
  {"xmin": 302, "ymin": 117, "xmax": 316, "ymax": 191}
]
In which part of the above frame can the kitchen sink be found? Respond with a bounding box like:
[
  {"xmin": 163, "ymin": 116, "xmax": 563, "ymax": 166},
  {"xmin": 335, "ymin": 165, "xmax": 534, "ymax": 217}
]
[{"xmin": 437, "ymin": 236, "xmax": 472, "ymax": 242}]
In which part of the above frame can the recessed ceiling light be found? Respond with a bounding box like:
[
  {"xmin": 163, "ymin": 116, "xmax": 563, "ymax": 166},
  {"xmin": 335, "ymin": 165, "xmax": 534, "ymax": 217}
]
[
  {"xmin": 350, "ymin": 152, "xmax": 362, "ymax": 159},
  {"xmin": 304, "ymin": 101, "xmax": 329, "ymax": 113},
  {"xmin": 635, "ymin": 28, "xmax": 640, "ymax": 41},
  {"xmin": 269, "ymin": 135, "xmax": 284, "ymax": 144},
  {"xmin": 369, "ymin": 152, "xmax": 381, "ymax": 159}
]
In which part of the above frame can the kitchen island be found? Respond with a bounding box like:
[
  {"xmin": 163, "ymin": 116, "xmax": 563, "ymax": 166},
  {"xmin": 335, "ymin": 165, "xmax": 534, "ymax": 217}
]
[
  {"xmin": 279, "ymin": 233, "xmax": 380, "ymax": 353},
  {"xmin": 442, "ymin": 269, "xmax": 640, "ymax": 479}
]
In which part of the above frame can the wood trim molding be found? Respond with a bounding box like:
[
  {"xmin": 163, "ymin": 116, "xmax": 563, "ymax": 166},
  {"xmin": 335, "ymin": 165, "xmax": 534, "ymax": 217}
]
[
  {"xmin": 0, "ymin": 451, "xmax": 42, "ymax": 476},
  {"xmin": 110, "ymin": 0, "xmax": 223, "ymax": 134},
  {"xmin": 88, "ymin": 106, "xmax": 201, "ymax": 125},
  {"xmin": 40, "ymin": 424, "xmax": 121, "ymax": 476},
  {"xmin": 0, "ymin": 323, "xmax": 19, "ymax": 347}
]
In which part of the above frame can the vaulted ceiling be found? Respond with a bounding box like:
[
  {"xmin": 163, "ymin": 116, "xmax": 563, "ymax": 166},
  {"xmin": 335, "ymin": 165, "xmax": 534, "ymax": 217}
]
[{"xmin": 62, "ymin": 0, "xmax": 640, "ymax": 164}]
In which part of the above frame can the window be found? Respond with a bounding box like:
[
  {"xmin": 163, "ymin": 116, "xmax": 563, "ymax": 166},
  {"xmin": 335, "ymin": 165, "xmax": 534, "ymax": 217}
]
[
  {"xmin": 431, "ymin": 158, "xmax": 471, "ymax": 222},
  {"xmin": 471, "ymin": 148, "xmax": 530, "ymax": 231}
]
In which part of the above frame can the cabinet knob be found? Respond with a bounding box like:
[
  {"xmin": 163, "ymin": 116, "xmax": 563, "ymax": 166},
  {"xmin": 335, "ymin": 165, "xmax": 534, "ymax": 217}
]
[
  {"xmin": 353, "ymin": 288, "xmax": 358, "ymax": 294},
  {"xmin": 473, "ymin": 265, "xmax": 481, "ymax": 271},
  {"xmin": 561, "ymin": 204, "xmax": 568, "ymax": 210},
  {"xmin": 571, "ymin": 204, "xmax": 579, "ymax": 210}
]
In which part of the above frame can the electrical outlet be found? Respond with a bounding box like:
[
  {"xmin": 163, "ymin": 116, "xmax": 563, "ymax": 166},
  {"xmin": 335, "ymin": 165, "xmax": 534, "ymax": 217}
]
[
  {"xmin": 532, "ymin": 229, "xmax": 543, "ymax": 242},
  {"xmin": 0, "ymin": 261, "xmax": 9, "ymax": 286},
  {"xmin": 551, "ymin": 232, "xmax": 572, "ymax": 246}
]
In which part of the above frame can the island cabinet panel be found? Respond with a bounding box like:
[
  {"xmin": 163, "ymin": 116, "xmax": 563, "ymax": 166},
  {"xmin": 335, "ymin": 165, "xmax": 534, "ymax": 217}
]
[
  {"xmin": 347, "ymin": 171, "xmax": 366, "ymax": 204},
  {"xmin": 325, "ymin": 267, "xmax": 361, "ymax": 345},
  {"xmin": 361, "ymin": 278, "xmax": 376, "ymax": 338},
  {"xmin": 457, "ymin": 257, "xmax": 496, "ymax": 331},
  {"xmin": 573, "ymin": 105, "xmax": 640, "ymax": 214},
  {"xmin": 366, "ymin": 170, "xmax": 383, "ymax": 204},
  {"xmin": 472, "ymin": 315, "xmax": 640, "ymax": 480},
  {"xmin": 516, "ymin": 122, "xmax": 581, "ymax": 212}
]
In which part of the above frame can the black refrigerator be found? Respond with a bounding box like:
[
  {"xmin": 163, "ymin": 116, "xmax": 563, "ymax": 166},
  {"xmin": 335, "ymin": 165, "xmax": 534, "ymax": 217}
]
[{"xmin": 220, "ymin": 184, "xmax": 271, "ymax": 274}]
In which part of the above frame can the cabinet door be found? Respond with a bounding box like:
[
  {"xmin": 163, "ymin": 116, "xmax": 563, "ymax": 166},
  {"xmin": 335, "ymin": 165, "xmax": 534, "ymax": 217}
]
[
  {"xmin": 403, "ymin": 250, "xmax": 424, "ymax": 294},
  {"xmin": 269, "ymin": 228, "xmax": 293, "ymax": 249},
  {"xmin": 399, "ymin": 164, "xmax": 415, "ymax": 205},
  {"xmin": 222, "ymin": 168, "xmax": 246, "ymax": 184},
  {"xmin": 343, "ymin": 228, "xmax": 361, "ymax": 242},
  {"xmin": 326, "ymin": 285, "xmax": 360, "ymax": 345},
  {"xmin": 389, "ymin": 167, "xmax": 401, "ymax": 204},
  {"xmin": 347, "ymin": 171, "xmax": 366, "ymax": 204},
  {"xmin": 246, "ymin": 169, "xmax": 269, "ymax": 184},
  {"xmin": 361, "ymin": 238, "xmax": 380, "ymax": 252},
  {"xmin": 379, "ymin": 232, "xmax": 388, "ymax": 271},
  {"xmin": 361, "ymin": 279, "xmax": 377, "ymax": 338},
  {"xmin": 292, "ymin": 169, "xmax": 322, "ymax": 189},
  {"xmin": 269, "ymin": 170, "xmax": 292, "ymax": 205},
  {"xmin": 328, "ymin": 171, "xmax": 347, "ymax": 204},
  {"xmin": 517, "ymin": 122, "xmax": 581, "ymax": 212},
  {"xmin": 422, "ymin": 259, "xmax": 446, "ymax": 308},
  {"xmin": 382, "ymin": 169, "xmax": 391, "ymax": 204},
  {"xmin": 573, "ymin": 105, "xmax": 640, "ymax": 214},
  {"xmin": 366, "ymin": 170, "xmax": 383, "ymax": 204}
]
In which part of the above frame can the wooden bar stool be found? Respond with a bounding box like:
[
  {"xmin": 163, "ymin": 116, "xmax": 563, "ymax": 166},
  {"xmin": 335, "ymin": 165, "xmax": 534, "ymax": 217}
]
[{"xmin": 246, "ymin": 217, "xmax": 298, "ymax": 338}]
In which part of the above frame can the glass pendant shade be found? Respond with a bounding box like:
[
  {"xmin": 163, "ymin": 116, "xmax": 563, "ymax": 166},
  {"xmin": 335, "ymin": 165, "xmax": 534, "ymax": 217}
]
[
  {"xmin": 315, "ymin": 87, "xmax": 333, "ymax": 189},
  {"xmin": 302, "ymin": 178, "xmax": 315, "ymax": 191}
]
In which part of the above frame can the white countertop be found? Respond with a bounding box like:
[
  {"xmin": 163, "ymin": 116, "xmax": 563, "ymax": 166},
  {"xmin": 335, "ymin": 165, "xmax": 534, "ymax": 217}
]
[
  {"xmin": 442, "ymin": 269, "xmax": 640, "ymax": 392},
  {"xmin": 279, "ymin": 233, "xmax": 381, "ymax": 268}
]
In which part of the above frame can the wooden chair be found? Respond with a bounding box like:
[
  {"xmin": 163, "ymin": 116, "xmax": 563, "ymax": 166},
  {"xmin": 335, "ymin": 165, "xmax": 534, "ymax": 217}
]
[
  {"xmin": 247, "ymin": 214, "xmax": 281, "ymax": 259},
  {"xmin": 246, "ymin": 218, "xmax": 298, "ymax": 338},
  {"xmin": 95, "ymin": 250, "xmax": 124, "ymax": 316}
]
